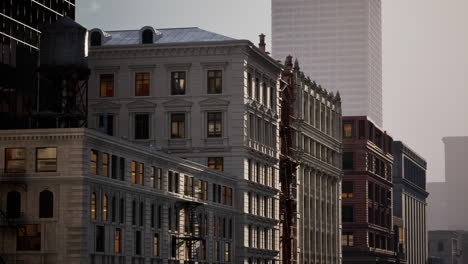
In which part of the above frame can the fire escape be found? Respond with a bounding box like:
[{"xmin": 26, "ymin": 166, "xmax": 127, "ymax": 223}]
[
  {"xmin": 175, "ymin": 200, "xmax": 205, "ymax": 263},
  {"xmin": 279, "ymin": 56, "xmax": 298, "ymax": 264}
]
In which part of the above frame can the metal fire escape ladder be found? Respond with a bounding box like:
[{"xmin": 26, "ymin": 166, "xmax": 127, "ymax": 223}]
[{"xmin": 175, "ymin": 200, "xmax": 205, "ymax": 263}]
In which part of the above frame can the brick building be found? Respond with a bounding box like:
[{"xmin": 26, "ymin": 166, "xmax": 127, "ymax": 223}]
[{"xmin": 341, "ymin": 116, "xmax": 395, "ymax": 263}]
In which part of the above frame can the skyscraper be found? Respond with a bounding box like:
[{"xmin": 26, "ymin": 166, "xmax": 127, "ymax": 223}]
[{"xmin": 272, "ymin": 0, "xmax": 383, "ymax": 126}]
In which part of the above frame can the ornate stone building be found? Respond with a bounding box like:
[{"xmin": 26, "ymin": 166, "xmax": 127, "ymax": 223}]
[
  {"xmin": 86, "ymin": 27, "xmax": 282, "ymax": 264},
  {"xmin": 0, "ymin": 128, "xmax": 236, "ymax": 264}
]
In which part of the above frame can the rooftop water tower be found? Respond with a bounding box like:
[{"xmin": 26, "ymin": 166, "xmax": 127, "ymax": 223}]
[{"xmin": 34, "ymin": 17, "xmax": 90, "ymax": 128}]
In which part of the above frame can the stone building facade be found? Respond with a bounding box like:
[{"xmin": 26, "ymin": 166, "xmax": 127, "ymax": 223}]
[
  {"xmin": 341, "ymin": 116, "xmax": 395, "ymax": 264},
  {"xmin": 393, "ymin": 141, "xmax": 428, "ymax": 264},
  {"xmin": 428, "ymin": 231, "xmax": 467, "ymax": 264},
  {"xmin": 86, "ymin": 27, "xmax": 282, "ymax": 264},
  {"xmin": 283, "ymin": 58, "xmax": 343, "ymax": 264},
  {"xmin": 0, "ymin": 128, "xmax": 237, "ymax": 264}
]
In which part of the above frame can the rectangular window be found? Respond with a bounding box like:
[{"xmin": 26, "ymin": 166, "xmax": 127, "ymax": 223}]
[
  {"xmin": 343, "ymin": 152, "xmax": 354, "ymax": 170},
  {"xmin": 114, "ymin": 228, "xmax": 122, "ymax": 253},
  {"xmin": 138, "ymin": 163, "xmax": 144, "ymax": 185},
  {"xmin": 359, "ymin": 120, "xmax": 366, "ymax": 139},
  {"xmin": 135, "ymin": 72, "xmax": 150, "ymax": 96},
  {"xmin": 119, "ymin": 157, "xmax": 125, "ymax": 181},
  {"xmin": 215, "ymin": 241, "xmax": 220, "ymax": 261},
  {"xmin": 224, "ymin": 242, "xmax": 231, "ymax": 262},
  {"xmin": 255, "ymin": 78, "xmax": 260, "ymax": 101},
  {"xmin": 342, "ymin": 205, "xmax": 354, "ymax": 222},
  {"xmin": 96, "ymin": 225, "xmax": 105, "ymax": 252},
  {"xmin": 342, "ymin": 233, "xmax": 354, "ymax": 247},
  {"xmin": 343, "ymin": 122, "xmax": 353, "ymax": 139},
  {"xmin": 157, "ymin": 168, "xmax": 162, "ymax": 190},
  {"xmin": 131, "ymin": 161, "xmax": 137, "ymax": 184},
  {"xmin": 171, "ymin": 113, "xmax": 185, "ymax": 139},
  {"xmin": 226, "ymin": 188, "xmax": 233, "ymax": 206},
  {"xmin": 247, "ymin": 72, "xmax": 253, "ymax": 97},
  {"xmin": 175, "ymin": 173, "xmax": 180, "ymax": 193},
  {"xmin": 342, "ymin": 181, "xmax": 354, "ymax": 198},
  {"xmin": 207, "ymin": 112, "xmax": 222, "ymax": 137},
  {"xmin": 135, "ymin": 231, "xmax": 141, "ymax": 255},
  {"xmin": 5, "ymin": 148, "xmax": 26, "ymax": 173},
  {"xmin": 98, "ymin": 113, "xmax": 114, "ymax": 136},
  {"xmin": 184, "ymin": 175, "xmax": 194, "ymax": 197},
  {"xmin": 17, "ymin": 224, "xmax": 41, "ymax": 251},
  {"xmin": 269, "ymin": 86, "xmax": 275, "ymax": 109},
  {"xmin": 111, "ymin": 155, "xmax": 117, "ymax": 179},
  {"xmin": 135, "ymin": 113, "xmax": 149, "ymax": 140},
  {"xmin": 150, "ymin": 167, "xmax": 156, "ymax": 188},
  {"xmin": 153, "ymin": 233, "xmax": 159, "ymax": 256},
  {"xmin": 207, "ymin": 70, "xmax": 222, "ymax": 94},
  {"xmin": 168, "ymin": 171, "xmax": 174, "ymax": 192},
  {"xmin": 36, "ymin": 147, "xmax": 57, "ymax": 172},
  {"xmin": 100, "ymin": 74, "xmax": 114, "ymax": 97},
  {"xmin": 102, "ymin": 153, "xmax": 109, "ymax": 177},
  {"xmin": 208, "ymin": 157, "xmax": 223, "ymax": 172},
  {"xmin": 171, "ymin": 235, "xmax": 177, "ymax": 258},
  {"xmin": 171, "ymin": 71, "xmax": 186, "ymax": 95},
  {"xmin": 262, "ymin": 82, "xmax": 268, "ymax": 105},
  {"xmin": 90, "ymin": 150, "xmax": 98, "ymax": 175}
]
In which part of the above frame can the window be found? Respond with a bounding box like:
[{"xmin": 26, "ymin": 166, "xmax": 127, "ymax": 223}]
[
  {"xmin": 135, "ymin": 72, "xmax": 150, "ymax": 96},
  {"xmin": 197, "ymin": 180, "xmax": 208, "ymax": 200},
  {"xmin": 119, "ymin": 157, "xmax": 125, "ymax": 181},
  {"xmin": 135, "ymin": 113, "xmax": 149, "ymax": 140},
  {"xmin": 224, "ymin": 242, "xmax": 231, "ymax": 261},
  {"xmin": 96, "ymin": 225, "xmax": 105, "ymax": 252},
  {"xmin": 111, "ymin": 196, "xmax": 116, "ymax": 222},
  {"xmin": 269, "ymin": 86, "xmax": 275, "ymax": 109},
  {"xmin": 342, "ymin": 233, "xmax": 354, "ymax": 247},
  {"xmin": 343, "ymin": 122, "xmax": 353, "ymax": 139},
  {"xmin": 142, "ymin": 29, "xmax": 153, "ymax": 44},
  {"xmin": 91, "ymin": 193, "xmax": 97, "ymax": 219},
  {"xmin": 157, "ymin": 168, "xmax": 162, "ymax": 189},
  {"xmin": 7, "ymin": 191, "xmax": 21, "ymax": 218},
  {"xmin": 111, "ymin": 155, "xmax": 117, "ymax": 179},
  {"xmin": 90, "ymin": 31, "xmax": 102, "ymax": 46},
  {"xmin": 343, "ymin": 152, "xmax": 354, "ymax": 170},
  {"xmin": 171, "ymin": 71, "xmax": 186, "ymax": 95},
  {"xmin": 139, "ymin": 163, "xmax": 144, "ymax": 185},
  {"xmin": 208, "ymin": 157, "xmax": 223, "ymax": 172},
  {"xmin": 132, "ymin": 200, "xmax": 137, "ymax": 225},
  {"xmin": 39, "ymin": 190, "xmax": 53, "ymax": 218},
  {"xmin": 5, "ymin": 148, "xmax": 26, "ymax": 173},
  {"xmin": 171, "ymin": 235, "xmax": 177, "ymax": 258},
  {"xmin": 135, "ymin": 231, "xmax": 142, "ymax": 255},
  {"xmin": 226, "ymin": 188, "xmax": 233, "ymax": 206},
  {"xmin": 255, "ymin": 78, "xmax": 260, "ymax": 101},
  {"xmin": 153, "ymin": 233, "xmax": 159, "ymax": 256},
  {"xmin": 342, "ymin": 181, "xmax": 354, "ymax": 198},
  {"xmin": 119, "ymin": 198, "xmax": 125, "ymax": 224},
  {"xmin": 262, "ymin": 82, "xmax": 268, "ymax": 105},
  {"xmin": 140, "ymin": 202, "xmax": 144, "ymax": 226},
  {"xmin": 99, "ymin": 74, "xmax": 114, "ymax": 97},
  {"xmin": 438, "ymin": 241, "xmax": 444, "ymax": 252},
  {"xmin": 114, "ymin": 228, "xmax": 122, "ymax": 253},
  {"xmin": 215, "ymin": 241, "xmax": 220, "ymax": 261},
  {"xmin": 170, "ymin": 113, "xmax": 185, "ymax": 138},
  {"xmin": 359, "ymin": 120, "xmax": 366, "ymax": 139},
  {"xmin": 150, "ymin": 167, "xmax": 156, "ymax": 188},
  {"xmin": 90, "ymin": 150, "xmax": 98, "ymax": 175},
  {"xmin": 102, "ymin": 153, "xmax": 109, "ymax": 177},
  {"xmin": 342, "ymin": 206, "xmax": 354, "ymax": 222},
  {"xmin": 102, "ymin": 194, "xmax": 108, "ymax": 221},
  {"xmin": 184, "ymin": 175, "xmax": 194, "ymax": 197},
  {"xmin": 36, "ymin": 147, "xmax": 57, "ymax": 172},
  {"xmin": 151, "ymin": 204, "xmax": 155, "ymax": 227},
  {"xmin": 98, "ymin": 114, "xmax": 114, "ymax": 136},
  {"xmin": 168, "ymin": 171, "xmax": 174, "ymax": 192},
  {"xmin": 207, "ymin": 70, "xmax": 222, "ymax": 94},
  {"xmin": 247, "ymin": 72, "xmax": 253, "ymax": 97},
  {"xmin": 207, "ymin": 112, "xmax": 222, "ymax": 137},
  {"xmin": 17, "ymin": 224, "xmax": 41, "ymax": 251},
  {"xmin": 131, "ymin": 161, "xmax": 137, "ymax": 184}
]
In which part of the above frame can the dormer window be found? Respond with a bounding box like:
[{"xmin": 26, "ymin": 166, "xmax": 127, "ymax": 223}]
[
  {"xmin": 90, "ymin": 31, "xmax": 102, "ymax": 46},
  {"xmin": 142, "ymin": 29, "xmax": 153, "ymax": 44}
]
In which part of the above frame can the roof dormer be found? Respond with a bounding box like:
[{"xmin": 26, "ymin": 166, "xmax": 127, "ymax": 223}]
[{"xmin": 139, "ymin": 26, "xmax": 162, "ymax": 44}]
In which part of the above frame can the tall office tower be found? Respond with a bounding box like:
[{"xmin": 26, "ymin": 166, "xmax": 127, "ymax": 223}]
[
  {"xmin": 0, "ymin": 0, "xmax": 76, "ymax": 129},
  {"xmin": 393, "ymin": 141, "xmax": 429, "ymax": 264},
  {"xmin": 272, "ymin": 0, "xmax": 383, "ymax": 126}
]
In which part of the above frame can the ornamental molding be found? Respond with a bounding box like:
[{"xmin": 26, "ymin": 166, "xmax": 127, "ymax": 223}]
[
  {"xmin": 90, "ymin": 101, "xmax": 122, "ymax": 111},
  {"xmin": 126, "ymin": 100, "xmax": 157, "ymax": 111},
  {"xmin": 162, "ymin": 98, "xmax": 193, "ymax": 109}
]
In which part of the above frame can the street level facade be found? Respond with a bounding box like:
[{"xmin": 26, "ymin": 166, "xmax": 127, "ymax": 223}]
[
  {"xmin": 86, "ymin": 27, "xmax": 282, "ymax": 264},
  {"xmin": 0, "ymin": 128, "xmax": 237, "ymax": 264}
]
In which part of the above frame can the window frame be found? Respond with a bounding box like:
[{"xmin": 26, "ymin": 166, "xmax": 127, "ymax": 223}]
[
  {"xmin": 171, "ymin": 71, "xmax": 186, "ymax": 95},
  {"xmin": 207, "ymin": 112, "xmax": 223, "ymax": 138},
  {"xmin": 170, "ymin": 113, "xmax": 186, "ymax": 139},
  {"xmin": 134, "ymin": 113, "xmax": 150, "ymax": 140},
  {"xmin": 5, "ymin": 148, "xmax": 26, "ymax": 173},
  {"xmin": 99, "ymin": 74, "xmax": 114, "ymax": 97},
  {"xmin": 36, "ymin": 147, "xmax": 57, "ymax": 172},
  {"xmin": 207, "ymin": 70, "xmax": 223, "ymax": 94},
  {"xmin": 207, "ymin": 157, "xmax": 223, "ymax": 172},
  {"xmin": 135, "ymin": 72, "xmax": 151, "ymax": 96}
]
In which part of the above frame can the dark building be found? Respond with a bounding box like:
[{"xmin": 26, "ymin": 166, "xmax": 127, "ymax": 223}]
[
  {"xmin": 393, "ymin": 141, "xmax": 428, "ymax": 264},
  {"xmin": 342, "ymin": 116, "xmax": 396, "ymax": 264},
  {"xmin": 428, "ymin": 230, "xmax": 468, "ymax": 264},
  {"xmin": 0, "ymin": 0, "xmax": 75, "ymax": 129}
]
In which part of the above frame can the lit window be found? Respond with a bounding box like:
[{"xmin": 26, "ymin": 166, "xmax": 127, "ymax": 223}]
[
  {"xmin": 184, "ymin": 175, "xmax": 194, "ymax": 197},
  {"xmin": 17, "ymin": 224, "xmax": 41, "ymax": 251},
  {"xmin": 114, "ymin": 228, "xmax": 122, "ymax": 253},
  {"xmin": 343, "ymin": 122, "xmax": 353, "ymax": 139},
  {"xmin": 36, "ymin": 147, "xmax": 57, "ymax": 172},
  {"xmin": 207, "ymin": 70, "xmax": 222, "ymax": 94},
  {"xmin": 5, "ymin": 148, "xmax": 26, "ymax": 173},
  {"xmin": 102, "ymin": 194, "xmax": 108, "ymax": 221},
  {"xmin": 142, "ymin": 29, "xmax": 153, "ymax": 44},
  {"xmin": 135, "ymin": 113, "xmax": 149, "ymax": 140},
  {"xmin": 208, "ymin": 157, "xmax": 223, "ymax": 171},
  {"xmin": 102, "ymin": 153, "xmax": 109, "ymax": 177},
  {"xmin": 342, "ymin": 181, "xmax": 354, "ymax": 198},
  {"xmin": 153, "ymin": 233, "xmax": 159, "ymax": 256},
  {"xmin": 170, "ymin": 113, "xmax": 185, "ymax": 138},
  {"xmin": 135, "ymin": 72, "xmax": 150, "ymax": 96},
  {"xmin": 207, "ymin": 112, "xmax": 222, "ymax": 137},
  {"xmin": 342, "ymin": 233, "xmax": 354, "ymax": 247},
  {"xmin": 139, "ymin": 163, "xmax": 144, "ymax": 185},
  {"xmin": 131, "ymin": 161, "xmax": 137, "ymax": 184},
  {"xmin": 224, "ymin": 242, "xmax": 231, "ymax": 261},
  {"xmin": 171, "ymin": 71, "xmax": 186, "ymax": 95},
  {"xmin": 91, "ymin": 193, "xmax": 97, "ymax": 219},
  {"xmin": 99, "ymin": 74, "xmax": 114, "ymax": 97},
  {"xmin": 39, "ymin": 190, "xmax": 53, "ymax": 218},
  {"xmin": 150, "ymin": 167, "xmax": 156, "ymax": 188}
]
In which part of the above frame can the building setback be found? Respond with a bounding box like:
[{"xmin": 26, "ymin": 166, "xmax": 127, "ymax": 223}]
[
  {"xmin": 0, "ymin": 0, "xmax": 76, "ymax": 129},
  {"xmin": 341, "ymin": 116, "xmax": 395, "ymax": 263},
  {"xmin": 280, "ymin": 57, "xmax": 342, "ymax": 263},
  {"xmin": 272, "ymin": 0, "xmax": 383, "ymax": 127},
  {"xmin": 86, "ymin": 27, "xmax": 282, "ymax": 264},
  {"xmin": 0, "ymin": 128, "xmax": 237, "ymax": 264},
  {"xmin": 392, "ymin": 141, "xmax": 428, "ymax": 264}
]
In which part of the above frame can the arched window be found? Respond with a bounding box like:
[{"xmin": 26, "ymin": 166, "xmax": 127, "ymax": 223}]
[
  {"xmin": 142, "ymin": 29, "xmax": 153, "ymax": 44},
  {"xmin": 91, "ymin": 192, "xmax": 97, "ymax": 219},
  {"xmin": 102, "ymin": 194, "xmax": 108, "ymax": 221},
  {"xmin": 39, "ymin": 190, "xmax": 53, "ymax": 218},
  {"xmin": 90, "ymin": 31, "xmax": 102, "ymax": 46},
  {"xmin": 6, "ymin": 191, "xmax": 21, "ymax": 218}
]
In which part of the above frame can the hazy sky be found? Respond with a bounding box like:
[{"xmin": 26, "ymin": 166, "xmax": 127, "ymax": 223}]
[{"xmin": 77, "ymin": 0, "xmax": 468, "ymax": 182}]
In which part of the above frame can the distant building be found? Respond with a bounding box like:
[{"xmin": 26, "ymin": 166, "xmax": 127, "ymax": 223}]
[
  {"xmin": 392, "ymin": 141, "xmax": 428, "ymax": 264},
  {"xmin": 86, "ymin": 27, "xmax": 282, "ymax": 263},
  {"xmin": 427, "ymin": 137, "xmax": 468, "ymax": 231},
  {"xmin": 0, "ymin": 128, "xmax": 236, "ymax": 264},
  {"xmin": 0, "ymin": 0, "xmax": 76, "ymax": 129},
  {"xmin": 428, "ymin": 230, "xmax": 468, "ymax": 264},
  {"xmin": 272, "ymin": 0, "xmax": 383, "ymax": 126},
  {"xmin": 341, "ymin": 116, "xmax": 395, "ymax": 264}
]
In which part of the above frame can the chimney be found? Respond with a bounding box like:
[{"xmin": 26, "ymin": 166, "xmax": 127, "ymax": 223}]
[{"xmin": 259, "ymin": 33, "xmax": 266, "ymax": 52}]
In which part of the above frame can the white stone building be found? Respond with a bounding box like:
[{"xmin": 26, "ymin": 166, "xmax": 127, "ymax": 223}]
[
  {"xmin": 272, "ymin": 0, "xmax": 383, "ymax": 127},
  {"xmin": 0, "ymin": 128, "xmax": 237, "ymax": 264},
  {"xmin": 86, "ymin": 27, "xmax": 282, "ymax": 264}
]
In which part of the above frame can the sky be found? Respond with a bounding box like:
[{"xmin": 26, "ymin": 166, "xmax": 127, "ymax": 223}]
[{"xmin": 77, "ymin": 0, "xmax": 468, "ymax": 182}]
